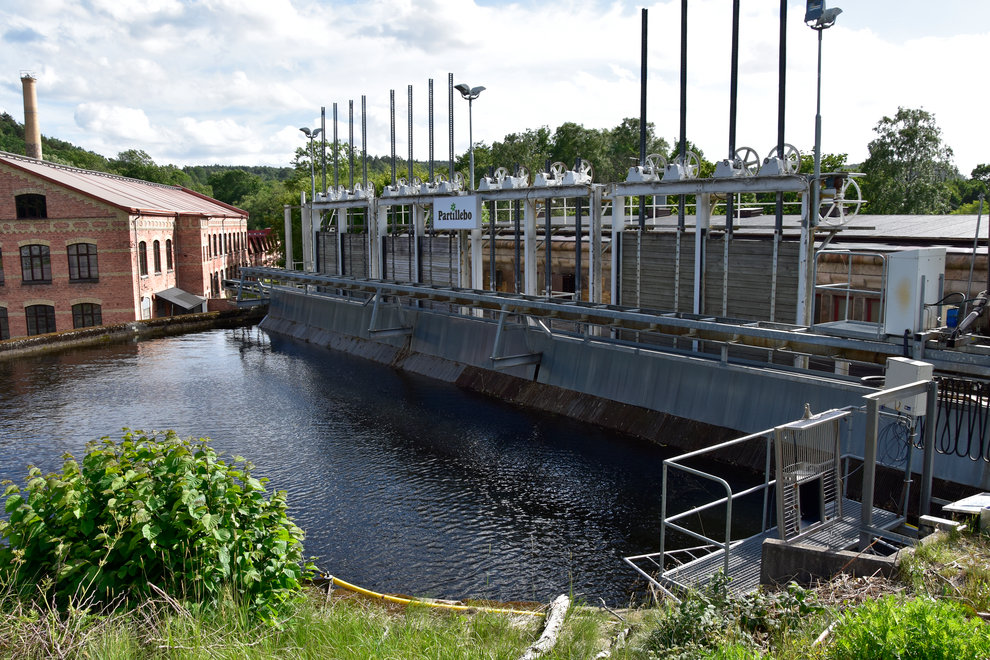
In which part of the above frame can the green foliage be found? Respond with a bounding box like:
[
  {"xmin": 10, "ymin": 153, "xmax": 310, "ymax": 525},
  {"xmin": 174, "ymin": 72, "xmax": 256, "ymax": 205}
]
[
  {"xmin": 861, "ymin": 107, "xmax": 956, "ymax": 214},
  {"xmin": 0, "ymin": 430, "xmax": 306, "ymax": 622},
  {"xmin": 646, "ymin": 574, "xmax": 820, "ymax": 658},
  {"xmin": 827, "ymin": 595, "xmax": 990, "ymax": 659}
]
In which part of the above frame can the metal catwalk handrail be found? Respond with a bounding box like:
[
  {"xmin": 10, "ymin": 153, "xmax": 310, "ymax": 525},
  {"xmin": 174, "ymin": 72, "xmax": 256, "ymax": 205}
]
[
  {"xmin": 658, "ymin": 430, "xmax": 775, "ymax": 580},
  {"xmin": 241, "ymin": 267, "xmax": 907, "ymax": 360}
]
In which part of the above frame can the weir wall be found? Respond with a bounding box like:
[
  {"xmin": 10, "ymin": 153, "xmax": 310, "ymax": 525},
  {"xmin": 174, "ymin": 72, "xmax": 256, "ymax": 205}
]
[{"xmin": 260, "ymin": 287, "xmax": 878, "ymax": 469}]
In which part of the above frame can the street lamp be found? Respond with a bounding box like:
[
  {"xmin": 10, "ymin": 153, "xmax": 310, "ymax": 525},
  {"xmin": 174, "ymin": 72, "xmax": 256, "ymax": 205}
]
[
  {"xmin": 454, "ymin": 83, "xmax": 485, "ymax": 190},
  {"xmin": 299, "ymin": 126, "xmax": 322, "ymax": 203},
  {"xmin": 806, "ymin": 1, "xmax": 841, "ymax": 227}
]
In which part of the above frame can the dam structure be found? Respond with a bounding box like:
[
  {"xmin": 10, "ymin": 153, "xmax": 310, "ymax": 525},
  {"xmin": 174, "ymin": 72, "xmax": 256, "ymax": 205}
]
[{"xmin": 242, "ymin": 163, "xmax": 990, "ymax": 500}]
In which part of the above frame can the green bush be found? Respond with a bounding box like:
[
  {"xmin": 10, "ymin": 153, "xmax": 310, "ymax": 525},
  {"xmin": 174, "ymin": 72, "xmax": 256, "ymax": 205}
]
[
  {"xmin": 0, "ymin": 430, "xmax": 306, "ymax": 621},
  {"xmin": 828, "ymin": 595, "xmax": 990, "ymax": 659}
]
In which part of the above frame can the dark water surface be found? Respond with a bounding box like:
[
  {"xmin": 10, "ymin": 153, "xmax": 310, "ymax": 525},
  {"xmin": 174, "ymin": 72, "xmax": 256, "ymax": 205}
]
[{"xmin": 0, "ymin": 327, "xmax": 727, "ymax": 604}]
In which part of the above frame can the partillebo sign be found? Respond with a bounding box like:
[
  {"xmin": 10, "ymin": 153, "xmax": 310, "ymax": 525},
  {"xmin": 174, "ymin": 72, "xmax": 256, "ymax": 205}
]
[{"xmin": 433, "ymin": 196, "xmax": 481, "ymax": 230}]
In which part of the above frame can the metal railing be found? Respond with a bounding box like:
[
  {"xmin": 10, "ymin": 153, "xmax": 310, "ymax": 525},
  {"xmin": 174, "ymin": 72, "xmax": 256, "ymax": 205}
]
[
  {"xmin": 652, "ymin": 429, "xmax": 775, "ymax": 585},
  {"xmin": 813, "ymin": 249, "xmax": 888, "ymax": 338}
]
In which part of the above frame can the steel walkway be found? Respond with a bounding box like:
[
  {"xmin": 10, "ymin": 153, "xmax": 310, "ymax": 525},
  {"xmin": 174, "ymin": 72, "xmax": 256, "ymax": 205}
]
[{"xmin": 626, "ymin": 499, "xmax": 902, "ymax": 597}]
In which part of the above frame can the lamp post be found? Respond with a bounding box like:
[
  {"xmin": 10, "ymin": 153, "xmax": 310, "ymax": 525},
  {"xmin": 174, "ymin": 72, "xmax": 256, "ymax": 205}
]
[
  {"xmin": 454, "ymin": 83, "xmax": 485, "ymax": 190},
  {"xmin": 299, "ymin": 126, "xmax": 322, "ymax": 203},
  {"xmin": 806, "ymin": 1, "xmax": 842, "ymax": 227}
]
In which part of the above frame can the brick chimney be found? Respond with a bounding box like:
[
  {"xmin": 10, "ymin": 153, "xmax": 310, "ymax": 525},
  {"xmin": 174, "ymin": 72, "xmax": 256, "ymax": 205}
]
[{"xmin": 21, "ymin": 73, "xmax": 42, "ymax": 159}]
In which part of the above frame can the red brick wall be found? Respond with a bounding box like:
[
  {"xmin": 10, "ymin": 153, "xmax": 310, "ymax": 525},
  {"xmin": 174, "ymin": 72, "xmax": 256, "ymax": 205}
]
[
  {"xmin": 0, "ymin": 164, "xmax": 141, "ymax": 337},
  {"xmin": 0, "ymin": 164, "xmax": 249, "ymax": 338}
]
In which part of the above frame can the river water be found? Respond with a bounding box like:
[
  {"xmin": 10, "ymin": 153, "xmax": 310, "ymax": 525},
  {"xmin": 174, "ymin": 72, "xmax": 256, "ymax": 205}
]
[{"xmin": 0, "ymin": 327, "xmax": 736, "ymax": 605}]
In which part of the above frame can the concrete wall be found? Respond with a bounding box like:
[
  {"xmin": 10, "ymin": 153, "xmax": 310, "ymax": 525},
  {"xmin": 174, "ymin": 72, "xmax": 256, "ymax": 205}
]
[{"xmin": 262, "ymin": 288, "xmax": 873, "ymax": 445}]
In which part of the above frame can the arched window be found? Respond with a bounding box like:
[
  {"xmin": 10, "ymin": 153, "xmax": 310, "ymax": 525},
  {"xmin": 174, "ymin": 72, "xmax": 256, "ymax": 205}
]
[
  {"xmin": 67, "ymin": 243, "xmax": 98, "ymax": 281},
  {"xmin": 15, "ymin": 193, "xmax": 47, "ymax": 219},
  {"xmin": 72, "ymin": 303, "xmax": 102, "ymax": 328},
  {"xmin": 138, "ymin": 241, "xmax": 148, "ymax": 276},
  {"xmin": 25, "ymin": 304, "xmax": 55, "ymax": 336},
  {"xmin": 20, "ymin": 244, "xmax": 51, "ymax": 283},
  {"xmin": 166, "ymin": 239, "xmax": 173, "ymax": 271},
  {"xmin": 153, "ymin": 240, "xmax": 162, "ymax": 273}
]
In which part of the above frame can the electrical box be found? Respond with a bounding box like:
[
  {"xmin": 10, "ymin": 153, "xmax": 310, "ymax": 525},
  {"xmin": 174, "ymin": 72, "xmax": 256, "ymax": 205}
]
[
  {"xmin": 884, "ymin": 357, "xmax": 933, "ymax": 417},
  {"xmin": 883, "ymin": 247, "xmax": 945, "ymax": 336}
]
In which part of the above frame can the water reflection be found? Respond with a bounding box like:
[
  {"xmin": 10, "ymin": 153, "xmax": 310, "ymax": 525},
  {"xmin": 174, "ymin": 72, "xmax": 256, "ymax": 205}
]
[{"xmin": 0, "ymin": 327, "xmax": 744, "ymax": 603}]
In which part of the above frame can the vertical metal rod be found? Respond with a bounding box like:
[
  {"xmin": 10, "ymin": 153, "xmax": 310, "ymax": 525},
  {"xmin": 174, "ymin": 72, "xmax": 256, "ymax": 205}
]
[
  {"xmin": 777, "ymin": 0, "xmax": 787, "ymax": 159},
  {"xmin": 333, "ymin": 103, "xmax": 339, "ymax": 190},
  {"xmin": 860, "ymin": 397, "xmax": 879, "ymax": 551},
  {"xmin": 448, "ymin": 73, "xmax": 454, "ymax": 181},
  {"xmin": 639, "ymin": 9, "xmax": 648, "ymax": 168},
  {"xmin": 726, "ymin": 0, "xmax": 740, "ymax": 237},
  {"xmin": 348, "ymin": 100, "xmax": 354, "ymax": 189},
  {"xmin": 390, "ymin": 90, "xmax": 396, "ymax": 186},
  {"xmin": 677, "ymin": 0, "xmax": 687, "ymax": 233},
  {"xmin": 428, "ymin": 78, "xmax": 435, "ymax": 182},
  {"xmin": 321, "ymin": 106, "xmax": 326, "ymax": 194},
  {"xmin": 407, "ymin": 85, "xmax": 414, "ymax": 184},
  {"xmin": 659, "ymin": 461, "xmax": 668, "ymax": 569},
  {"xmin": 919, "ymin": 381, "xmax": 939, "ymax": 518},
  {"xmin": 576, "ymin": 195, "xmax": 584, "ymax": 301},
  {"xmin": 966, "ymin": 193, "xmax": 984, "ymax": 301},
  {"xmin": 361, "ymin": 96, "xmax": 368, "ymax": 188},
  {"xmin": 639, "ymin": 8, "xmax": 648, "ymax": 233}
]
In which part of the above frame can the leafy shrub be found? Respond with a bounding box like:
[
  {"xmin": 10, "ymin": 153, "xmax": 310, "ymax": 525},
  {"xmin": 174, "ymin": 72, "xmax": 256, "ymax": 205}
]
[
  {"xmin": 646, "ymin": 574, "xmax": 820, "ymax": 657},
  {"xmin": 828, "ymin": 595, "xmax": 990, "ymax": 659},
  {"xmin": 0, "ymin": 430, "xmax": 306, "ymax": 621}
]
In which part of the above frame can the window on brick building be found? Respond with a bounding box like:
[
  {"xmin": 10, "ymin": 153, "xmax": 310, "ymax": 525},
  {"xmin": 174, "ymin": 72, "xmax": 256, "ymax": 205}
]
[
  {"xmin": 0, "ymin": 248, "xmax": 4, "ymax": 286},
  {"xmin": 72, "ymin": 303, "xmax": 102, "ymax": 329},
  {"xmin": 153, "ymin": 240, "xmax": 162, "ymax": 273},
  {"xmin": 166, "ymin": 239, "xmax": 173, "ymax": 271},
  {"xmin": 20, "ymin": 244, "xmax": 51, "ymax": 283},
  {"xmin": 0, "ymin": 307, "xmax": 8, "ymax": 340},
  {"xmin": 139, "ymin": 241, "xmax": 148, "ymax": 276},
  {"xmin": 25, "ymin": 304, "xmax": 55, "ymax": 336},
  {"xmin": 67, "ymin": 243, "xmax": 99, "ymax": 282},
  {"xmin": 15, "ymin": 194, "xmax": 47, "ymax": 219}
]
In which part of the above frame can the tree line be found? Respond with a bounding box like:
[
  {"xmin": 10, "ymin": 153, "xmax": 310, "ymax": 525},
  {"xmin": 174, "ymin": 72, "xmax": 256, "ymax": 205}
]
[{"xmin": 1, "ymin": 108, "xmax": 986, "ymax": 241}]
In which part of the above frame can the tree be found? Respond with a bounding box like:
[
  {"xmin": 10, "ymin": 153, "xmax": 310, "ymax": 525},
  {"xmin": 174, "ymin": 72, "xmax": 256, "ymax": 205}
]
[
  {"xmin": 861, "ymin": 107, "xmax": 955, "ymax": 214},
  {"xmin": 208, "ymin": 169, "xmax": 262, "ymax": 207},
  {"xmin": 603, "ymin": 118, "xmax": 668, "ymax": 184},
  {"xmin": 550, "ymin": 122, "xmax": 607, "ymax": 180}
]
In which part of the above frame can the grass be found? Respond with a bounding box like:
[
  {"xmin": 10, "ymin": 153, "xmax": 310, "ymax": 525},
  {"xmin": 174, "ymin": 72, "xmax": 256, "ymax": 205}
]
[{"xmin": 3, "ymin": 527, "xmax": 990, "ymax": 658}]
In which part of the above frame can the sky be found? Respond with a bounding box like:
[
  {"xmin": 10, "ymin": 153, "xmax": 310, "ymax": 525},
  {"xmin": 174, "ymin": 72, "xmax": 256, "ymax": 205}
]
[{"xmin": 1, "ymin": 0, "xmax": 988, "ymax": 178}]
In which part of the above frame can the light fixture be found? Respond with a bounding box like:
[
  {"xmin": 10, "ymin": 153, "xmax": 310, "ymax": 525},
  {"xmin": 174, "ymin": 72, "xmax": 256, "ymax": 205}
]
[
  {"xmin": 454, "ymin": 83, "xmax": 485, "ymax": 190},
  {"xmin": 806, "ymin": 1, "xmax": 841, "ymax": 227}
]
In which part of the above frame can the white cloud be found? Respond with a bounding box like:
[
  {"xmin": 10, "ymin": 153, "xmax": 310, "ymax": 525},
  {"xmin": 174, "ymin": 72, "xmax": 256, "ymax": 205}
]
[{"xmin": 0, "ymin": 0, "xmax": 986, "ymax": 173}]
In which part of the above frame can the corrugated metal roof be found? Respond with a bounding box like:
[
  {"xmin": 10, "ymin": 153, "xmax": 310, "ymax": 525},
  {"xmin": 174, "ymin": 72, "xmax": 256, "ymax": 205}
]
[{"xmin": 0, "ymin": 151, "xmax": 246, "ymax": 218}]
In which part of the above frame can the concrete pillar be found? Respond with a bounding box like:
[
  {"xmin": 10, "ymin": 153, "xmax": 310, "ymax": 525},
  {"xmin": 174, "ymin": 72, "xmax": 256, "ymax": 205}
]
[
  {"xmin": 300, "ymin": 192, "xmax": 313, "ymax": 272},
  {"xmin": 590, "ymin": 185, "xmax": 603, "ymax": 303},
  {"xmin": 611, "ymin": 195, "xmax": 625, "ymax": 306},
  {"xmin": 694, "ymin": 192, "xmax": 711, "ymax": 315},
  {"xmin": 471, "ymin": 228, "xmax": 483, "ymax": 289},
  {"xmin": 797, "ymin": 191, "xmax": 814, "ymax": 326},
  {"xmin": 283, "ymin": 205, "xmax": 293, "ymax": 270},
  {"xmin": 412, "ymin": 205, "xmax": 424, "ymax": 283},
  {"xmin": 523, "ymin": 199, "xmax": 537, "ymax": 295},
  {"xmin": 458, "ymin": 230, "xmax": 471, "ymax": 288}
]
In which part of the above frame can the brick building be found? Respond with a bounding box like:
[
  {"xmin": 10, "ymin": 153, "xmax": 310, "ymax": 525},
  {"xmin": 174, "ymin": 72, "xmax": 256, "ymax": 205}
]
[{"xmin": 0, "ymin": 152, "xmax": 257, "ymax": 339}]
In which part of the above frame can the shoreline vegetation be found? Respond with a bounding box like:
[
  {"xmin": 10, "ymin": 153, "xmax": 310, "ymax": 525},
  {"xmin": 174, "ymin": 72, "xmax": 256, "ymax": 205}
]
[{"xmin": 3, "ymin": 434, "xmax": 990, "ymax": 657}]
